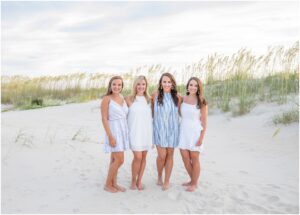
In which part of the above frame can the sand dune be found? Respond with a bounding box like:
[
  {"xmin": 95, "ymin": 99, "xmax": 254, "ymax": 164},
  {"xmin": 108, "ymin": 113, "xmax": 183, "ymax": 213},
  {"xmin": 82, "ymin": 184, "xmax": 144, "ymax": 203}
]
[{"xmin": 1, "ymin": 100, "xmax": 299, "ymax": 213}]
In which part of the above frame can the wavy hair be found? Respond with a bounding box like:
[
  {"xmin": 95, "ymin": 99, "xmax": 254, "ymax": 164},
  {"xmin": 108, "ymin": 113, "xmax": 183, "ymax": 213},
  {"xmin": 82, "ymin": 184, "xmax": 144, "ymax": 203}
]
[
  {"xmin": 186, "ymin": 77, "xmax": 207, "ymax": 109},
  {"xmin": 157, "ymin": 72, "xmax": 178, "ymax": 106}
]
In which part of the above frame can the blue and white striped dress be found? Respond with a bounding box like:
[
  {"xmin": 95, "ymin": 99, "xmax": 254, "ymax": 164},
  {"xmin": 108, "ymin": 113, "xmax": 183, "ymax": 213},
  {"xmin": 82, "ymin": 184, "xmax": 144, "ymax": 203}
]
[
  {"xmin": 153, "ymin": 93, "xmax": 180, "ymax": 148},
  {"xmin": 103, "ymin": 99, "xmax": 130, "ymax": 153}
]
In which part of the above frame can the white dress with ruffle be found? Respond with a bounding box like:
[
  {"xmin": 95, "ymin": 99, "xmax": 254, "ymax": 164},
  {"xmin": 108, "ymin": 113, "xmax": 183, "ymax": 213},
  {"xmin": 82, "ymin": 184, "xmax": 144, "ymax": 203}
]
[
  {"xmin": 178, "ymin": 102, "xmax": 204, "ymax": 152},
  {"xmin": 103, "ymin": 100, "xmax": 129, "ymax": 153}
]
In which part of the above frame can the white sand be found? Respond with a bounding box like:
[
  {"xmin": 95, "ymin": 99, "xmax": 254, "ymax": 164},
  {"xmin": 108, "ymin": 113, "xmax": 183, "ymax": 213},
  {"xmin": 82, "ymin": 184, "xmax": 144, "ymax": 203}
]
[{"xmin": 1, "ymin": 100, "xmax": 299, "ymax": 213}]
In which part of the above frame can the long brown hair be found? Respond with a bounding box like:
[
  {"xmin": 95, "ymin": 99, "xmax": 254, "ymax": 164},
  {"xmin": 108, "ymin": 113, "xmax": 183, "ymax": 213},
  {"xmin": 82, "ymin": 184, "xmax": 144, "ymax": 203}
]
[
  {"xmin": 130, "ymin": 75, "xmax": 150, "ymax": 103},
  {"xmin": 157, "ymin": 72, "xmax": 178, "ymax": 106},
  {"xmin": 105, "ymin": 76, "xmax": 123, "ymax": 96},
  {"xmin": 186, "ymin": 77, "xmax": 207, "ymax": 109}
]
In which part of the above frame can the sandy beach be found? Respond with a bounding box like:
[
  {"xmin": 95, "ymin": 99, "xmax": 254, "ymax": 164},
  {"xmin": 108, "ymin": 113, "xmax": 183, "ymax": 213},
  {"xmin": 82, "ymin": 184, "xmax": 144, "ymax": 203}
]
[{"xmin": 1, "ymin": 100, "xmax": 299, "ymax": 213}]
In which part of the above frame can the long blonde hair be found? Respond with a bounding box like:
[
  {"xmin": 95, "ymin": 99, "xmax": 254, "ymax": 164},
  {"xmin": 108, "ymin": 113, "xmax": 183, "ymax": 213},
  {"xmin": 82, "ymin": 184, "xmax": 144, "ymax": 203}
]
[{"xmin": 130, "ymin": 75, "xmax": 150, "ymax": 103}]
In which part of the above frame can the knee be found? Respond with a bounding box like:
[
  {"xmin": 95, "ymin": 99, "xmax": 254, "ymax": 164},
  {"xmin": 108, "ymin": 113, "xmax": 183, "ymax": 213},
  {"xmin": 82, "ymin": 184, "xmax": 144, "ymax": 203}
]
[
  {"xmin": 134, "ymin": 154, "xmax": 142, "ymax": 163},
  {"xmin": 182, "ymin": 157, "xmax": 191, "ymax": 165},
  {"xmin": 191, "ymin": 157, "xmax": 199, "ymax": 165},
  {"xmin": 119, "ymin": 158, "xmax": 124, "ymax": 166},
  {"xmin": 166, "ymin": 150, "xmax": 174, "ymax": 160},
  {"xmin": 115, "ymin": 157, "xmax": 124, "ymax": 166},
  {"xmin": 141, "ymin": 154, "xmax": 147, "ymax": 162},
  {"xmin": 166, "ymin": 154, "xmax": 174, "ymax": 161},
  {"xmin": 158, "ymin": 153, "xmax": 167, "ymax": 161}
]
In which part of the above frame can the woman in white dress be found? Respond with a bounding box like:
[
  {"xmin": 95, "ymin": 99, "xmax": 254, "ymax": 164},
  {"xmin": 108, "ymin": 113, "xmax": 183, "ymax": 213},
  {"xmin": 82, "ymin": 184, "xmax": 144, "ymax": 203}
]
[
  {"xmin": 125, "ymin": 76, "xmax": 153, "ymax": 190},
  {"xmin": 178, "ymin": 77, "xmax": 208, "ymax": 192},
  {"xmin": 101, "ymin": 76, "xmax": 129, "ymax": 193}
]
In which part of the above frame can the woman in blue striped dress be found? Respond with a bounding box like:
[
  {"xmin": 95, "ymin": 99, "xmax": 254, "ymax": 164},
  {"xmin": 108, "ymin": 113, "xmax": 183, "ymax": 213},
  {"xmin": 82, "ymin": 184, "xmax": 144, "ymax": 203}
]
[{"xmin": 152, "ymin": 72, "xmax": 181, "ymax": 190}]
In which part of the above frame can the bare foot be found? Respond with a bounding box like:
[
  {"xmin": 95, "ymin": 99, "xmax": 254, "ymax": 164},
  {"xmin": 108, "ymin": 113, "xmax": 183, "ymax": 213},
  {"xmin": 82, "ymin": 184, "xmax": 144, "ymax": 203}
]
[
  {"xmin": 157, "ymin": 177, "xmax": 163, "ymax": 186},
  {"xmin": 162, "ymin": 182, "xmax": 170, "ymax": 191},
  {"xmin": 104, "ymin": 185, "xmax": 118, "ymax": 193},
  {"xmin": 137, "ymin": 183, "xmax": 145, "ymax": 190},
  {"xmin": 114, "ymin": 184, "xmax": 126, "ymax": 192},
  {"xmin": 130, "ymin": 182, "xmax": 137, "ymax": 190},
  {"xmin": 182, "ymin": 181, "xmax": 192, "ymax": 186},
  {"xmin": 186, "ymin": 185, "xmax": 197, "ymax": 192}
]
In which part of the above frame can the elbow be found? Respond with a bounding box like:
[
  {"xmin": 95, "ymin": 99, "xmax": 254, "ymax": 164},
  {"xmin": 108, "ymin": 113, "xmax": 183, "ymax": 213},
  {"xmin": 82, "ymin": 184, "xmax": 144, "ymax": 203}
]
[{"xmin": 102, "ymin": 117, "xmax": 108, "ymax": 124}]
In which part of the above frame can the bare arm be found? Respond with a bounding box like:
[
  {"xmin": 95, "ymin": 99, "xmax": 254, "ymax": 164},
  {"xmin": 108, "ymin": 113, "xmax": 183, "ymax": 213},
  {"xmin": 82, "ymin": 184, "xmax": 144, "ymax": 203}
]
[
  {"xmin": 101, "ymin": 96, "xmax": 115, "ymax": 147},
  {"xmin": 151, "ymin": 91, "xmax": 158, "ymax": 118},
  {"xmin": 177, "ymin": 94, "xmax": 183, "ymax": 116},
  {"xmin": 125, "ymin": 96, "xmax": 133, "ymax": 107},
  {"xmin": 197, "ymin": 104, "xmax": 208, "ymax": 146}
]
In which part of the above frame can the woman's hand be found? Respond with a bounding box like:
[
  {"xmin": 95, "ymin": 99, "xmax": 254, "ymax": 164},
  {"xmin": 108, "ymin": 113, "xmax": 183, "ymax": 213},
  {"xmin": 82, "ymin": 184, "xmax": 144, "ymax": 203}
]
[
  {"xmin": 196, "ymin": 138, "xmax": 203, "ymax": 146},
  {"xmin": 109, "ymin": 136, "xmax": 116, "ymax": 147}
]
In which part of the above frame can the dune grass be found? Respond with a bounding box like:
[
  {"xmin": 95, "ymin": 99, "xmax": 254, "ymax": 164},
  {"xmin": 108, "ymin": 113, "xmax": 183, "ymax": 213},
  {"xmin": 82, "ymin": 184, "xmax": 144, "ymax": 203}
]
[
  {"xmin": 273, "ymin": 108, "xmax": 299, "ymax": 125},
  {"xmin": 1, "ymin": 42, "xmax": 299, "ymax": 119}
]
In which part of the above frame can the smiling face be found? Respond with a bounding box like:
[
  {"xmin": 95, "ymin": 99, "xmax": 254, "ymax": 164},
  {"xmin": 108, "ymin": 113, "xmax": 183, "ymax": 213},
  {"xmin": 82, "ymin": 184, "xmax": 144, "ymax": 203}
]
[
  {"xmin": 111, "ymin": 79, "xmax": 123, "ymax": 94},
  {"xmin": 136, "ymin": 79, "xmax": 146, "ymax": 96},
  {"xmin": 187, "ymin": 79, "xmax": 199, "ymax": 96},
  {"xmin": 161, "ymin": 75, "xmax": 172, "ymax": 93}
]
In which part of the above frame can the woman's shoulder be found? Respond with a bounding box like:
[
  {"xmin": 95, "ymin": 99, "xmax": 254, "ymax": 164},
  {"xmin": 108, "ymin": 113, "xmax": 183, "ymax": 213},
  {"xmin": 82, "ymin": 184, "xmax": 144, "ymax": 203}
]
[
  {"xmin": 101, "ymin": 95, "xmax": 111, "ymax": 108},
  {"xmin": 125, "ymin": 95, "xmax": 133, "ymax": 102},
  {"xmin": 177, "ymin": 93, "xmax": 183, "ymax": 103},
  {"xmin": 102, "ymin": 95, "xmax": 111, "ymax": 103},
  {"xmin": 125, "ymin": 95, "xmax": 134, "ymax": 105},
  {"xmin": 151, "ymin": 91, "xmax": 158, "ymax": 99}
]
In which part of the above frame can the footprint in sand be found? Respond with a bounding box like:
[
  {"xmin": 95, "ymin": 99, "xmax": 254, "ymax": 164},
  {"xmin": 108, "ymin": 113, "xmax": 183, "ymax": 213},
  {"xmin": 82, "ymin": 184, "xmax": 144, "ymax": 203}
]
[
  {"xmin": 73, "ymin": 208, "xmax": 80, "ymax": 213},
  {"xmin": 231, "ymin": 196, "xmax": 245, "ymax": 203},
  {"xmin": 242, "ymin": 191, "xmax": 249, "ymax": 198},
  {"xmin": 215, "ymin": 172, "xmax": 223, "ymax": 176},
  {"xmin": 167, "ymin": 190, "xmax": 182, "ymax": 201},
  {"xmin": 183, "ymin": 204, "xmax": 192, "ymax": 213},
  {"xmin": 79, "ymin": 173, "xmax": 89, "ymax": 181},
  {"xmin": 239, "ymin": 170, "xmax": 248, "ymax": 175},
  {"xmin": 84, "ymin": 169, "xmax": 91, "ymax": 173},
  {"xmin": 95, "ymin": 183, "xmax": 102, "ymax": 187},
  {"xmin": 244, "ymin": 202, "xmax": 268, "ymax": 213},
  {"xmin": 266, "ymin": 184, "xmax": 281, "ymax": 189},
  {"xmin": 60, "ymin": 194, "xmax": 70, "ymax": 200},
  {"xmin": 267, "ymin": 195, "xmax": 280, "ymax": 203},
  {"xmin": 39, "ymin": 204, "xmax": 48, "ymax": 209},
  {"xmin": 238, "ymin": 184, "xmax": 245, "ymax": 189}
]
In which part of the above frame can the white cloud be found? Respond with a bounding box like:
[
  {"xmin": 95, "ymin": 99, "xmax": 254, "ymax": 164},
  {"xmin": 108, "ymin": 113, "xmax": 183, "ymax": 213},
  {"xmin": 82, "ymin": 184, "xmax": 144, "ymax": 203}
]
[{"xmin": 1, "ymin": 1, "xmax": 299, "ymax": 77}]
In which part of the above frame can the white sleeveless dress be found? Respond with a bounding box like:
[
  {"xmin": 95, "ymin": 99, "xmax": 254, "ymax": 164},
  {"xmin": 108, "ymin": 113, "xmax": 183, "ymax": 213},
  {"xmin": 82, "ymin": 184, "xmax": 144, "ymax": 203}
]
[
  {"xmin": 103, "ymin": 99, "xmax": 129, "ymax": 153},
  {"xmin": 127, "ymin": 96, "xmax": 153, "ymax": 151},
  {"xmin": 178, "ymin": 102, "xmax": 204, "ymax": 152}
]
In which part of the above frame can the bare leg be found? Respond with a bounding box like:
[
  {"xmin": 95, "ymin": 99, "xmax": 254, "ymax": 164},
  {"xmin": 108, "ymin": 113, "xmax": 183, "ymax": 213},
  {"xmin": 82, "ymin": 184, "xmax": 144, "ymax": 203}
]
[
  {"xmin": 162, "ymin": 148, "xmax": 174, "ymax": 191},
  {"xmin": 186, "ymin": 151, "xmax": 200, "ymax": 192},
  {"xmin": 111, "ymin": 152, "xmax": 126, "ymax": 192},
  {"xmin": 156, "ymin": 146, "xmax": 167, "ymax": 186},
  {"xmin": 104, "ymin": 153, "xmax": 119, "ymax": 193},
  {"xmin": 137, "ymin": 151, "xmax": 147, "ymax": 190},
  {"xmin": 130, "ymin": 151, "xmax": 142, "ymax": 190},
  {"xmin": 180, "ymin": 149, "xmax": 193, "ymax": 186}
]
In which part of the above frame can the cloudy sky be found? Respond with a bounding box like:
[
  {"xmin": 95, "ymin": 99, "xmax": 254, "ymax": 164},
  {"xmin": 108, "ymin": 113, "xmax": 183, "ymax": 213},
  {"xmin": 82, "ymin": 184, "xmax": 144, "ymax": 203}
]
[{"xmin": 1, "ymin": 1, "xmax": 299, "ymax": 77}]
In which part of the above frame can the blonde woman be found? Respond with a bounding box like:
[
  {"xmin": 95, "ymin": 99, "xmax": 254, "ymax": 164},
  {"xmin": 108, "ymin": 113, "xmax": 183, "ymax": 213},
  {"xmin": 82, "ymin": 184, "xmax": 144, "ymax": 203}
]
[
  {"xmin": 125, "ymin": 76, "xmax": 153, "ymax": 190},
  {"xmin": 101, "ymin": 76, "xmax": 129, "ymax": 193},
  {"xmin": 178, "ymin": 77, "xmax": 208, "ymax": 192}
]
